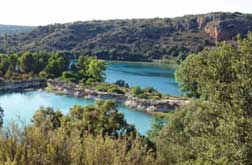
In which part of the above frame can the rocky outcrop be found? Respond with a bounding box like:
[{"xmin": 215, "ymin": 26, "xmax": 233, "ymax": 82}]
[
  {"xmin": 124, "ymin": 98, "xmax": 186, "ymax": 113},
  {"xmin": 0, "ymin": 79, "xmax": 47, "ymax": 93},
  {"xmin": 196, "ymin": 12, "xmax": 252, "ymax": 40},
  {"xmin": 47, "ymin": 79, "xmax": 188, "ymax": 113}
]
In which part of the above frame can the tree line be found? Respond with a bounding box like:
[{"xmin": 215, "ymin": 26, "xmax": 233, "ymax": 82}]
[{"xmin": 0, "ymin": 51, "xmax": 106, "ymax": 84}]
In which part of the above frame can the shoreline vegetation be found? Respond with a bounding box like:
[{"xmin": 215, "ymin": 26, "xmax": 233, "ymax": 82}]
[
  {"xmin": 46, "ymin": 79, "xmax": 188, "ymax": 114},
  {"xmin": 0, "ymin": 78, "xmax": 188, "ymax": 116},
  {"xmin": 0, "ymin": 51, "xmax": 185, "ymax": 116}
]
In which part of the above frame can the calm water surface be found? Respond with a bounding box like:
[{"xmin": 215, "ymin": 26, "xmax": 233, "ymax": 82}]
[
  {"xmin": 0, "ymin": 61, "xmax": 180, "ymax": 135},
  {"xmin": 105, "ymin": 62, "xmax": 180, "ymax": 96},
  {"xmin": 70, "ymin": 60, "xmax": 181, "ymax": 96},
  {"xmin": 0, "ymin": 91, "xmax": 152, "ymax": 135}
]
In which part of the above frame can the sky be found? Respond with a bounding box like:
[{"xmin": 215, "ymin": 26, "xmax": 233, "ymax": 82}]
[{"xmin": 0, "ymin": 0, "xmax": 251, "ymax": 26}]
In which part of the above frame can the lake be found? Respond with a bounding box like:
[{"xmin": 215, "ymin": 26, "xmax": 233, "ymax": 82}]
[
  {"xmin": 0, "ymin": 61, "xmax": 180, "ymax": 135},
  {"xmin": 106, "ymin": 62, "xmax": 180, "ymax": 96},
  {"xmin": 69, "ymin": 60, "xmax": 181, "ymax": 96},
  {"xmin": 0, "ymin": 91, "xmax": 153, "ymax": 135}
]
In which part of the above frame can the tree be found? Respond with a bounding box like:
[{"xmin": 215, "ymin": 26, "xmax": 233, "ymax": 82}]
[
  {"xmin": 154, "ymin": 34, "xmax": 252, "ymax": 164},
  {"xmin": 31, "ymin": 107, "xmax": 63, "ymax": 132},
  {"xmin": 63, "ymin": 55, "xmax": 106, "ymax": 83},
  {"xmin": 0, "ymin": 101, "xmax": 155, "ymax": 164},
  {"xmin": 0, "ymin": 54, "xmax": 11, "ymax": 76},
  {"xmin": 43, "ymin": 52, "xmax": 69, "ymax": 78},
  {"xmin": 19, "ymin": 52, "xmax": 36, "ymax": 73},
  {"xmin": 86, "ymin": 59, "xmax": 106, "ymax": 82},
  {"xmin": 69, "ymin": 100, "xmax": 135, "ymax": 137},
  {"xmin": 147, "ymin": 117, "xmax": 165, "ymax": 141}
]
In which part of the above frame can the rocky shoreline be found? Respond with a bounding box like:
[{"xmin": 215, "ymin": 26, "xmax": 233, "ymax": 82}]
[
  {"xmin": 46, "ymin": 79, "xmax": 188, "ymax": 113},
  {"xmin": 0, "ymin": 79, "xmax": 47, "ymax": 93},
  {"xmin": 0, "ymin": 79, "xmax": 188, "ymax": 113}
]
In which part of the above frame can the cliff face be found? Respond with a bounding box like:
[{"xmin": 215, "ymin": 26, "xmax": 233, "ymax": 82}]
[{"xmin": 196, "ymin": 12, "xmax": 252, "ymax": 40}]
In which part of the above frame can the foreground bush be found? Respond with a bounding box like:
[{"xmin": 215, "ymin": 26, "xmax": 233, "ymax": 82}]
[
  {"xmin": 0, "ymin": 100, "xmax": 156, "ymax": 164},
  {"xmin": 152, "ymin": 34, "xmax": 252, "ymax": 164}
]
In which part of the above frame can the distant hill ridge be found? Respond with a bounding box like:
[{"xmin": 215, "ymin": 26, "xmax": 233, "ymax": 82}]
[
  {"xmin": 1, "ymin": 12, "xmax": 252, "ymax": 61},
  {"xmin": 0, "ymin": 24, "xmax": 34, "ymax": 36}
]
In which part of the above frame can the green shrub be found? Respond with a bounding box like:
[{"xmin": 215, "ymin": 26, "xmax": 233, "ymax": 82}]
[
  {"xmin": 130, "ymin": 86, "xmax": 162, "ymax": 99},
  {"xmin": 107, "ymin": 87, "xmax": 125, "ymax": 94},
  {"xmin": 130, "ymin": 86, "xmax": 143, "ymax": 96},
  {"xmin": 95, "ymin": 83, "xmax": 125, "ymax": 94}
]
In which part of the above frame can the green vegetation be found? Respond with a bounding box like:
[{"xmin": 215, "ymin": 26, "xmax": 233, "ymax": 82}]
[
  {"xmin": 0, "ymin": 13, "xmax": 233, "ymax": 60},
  {"xmin": 1, "ymin": 28, "xmax": 252, "ymax": 164},
  {"xmin": 149, "ymin": 34, "xmax": 252, "ymax": 164},
  {"xmin": 0, "ymin": 52, "xmax": 106, "ymax": 84},
  {"xmin": 0, "ymin": 51, "xmax": 68, "ymax": 79},
  {"xmin": 94, "ymin": 82, "xmax": 125, "ymax": 94},
  {"xmin": 62, "ymin": 56, "xmax": 106, "ymax": 83},
  {"xmin": 0, "ymin": 100, "xmax": 155, "ymax": 164},
  {"xmin": 1, "ymin": 12, "xmax": 252, "ymax": 61},
  {"xmin": 130, "ymin": 86, "xmax": 163, "ymax": 99}
]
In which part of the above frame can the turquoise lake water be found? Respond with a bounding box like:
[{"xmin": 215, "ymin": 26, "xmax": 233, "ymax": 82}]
[
  {"xmin": 0, "ymin": 91, "xmax": 153, "ymax": 135},
  {"xmin": 0, "ymin": 62, "xmax": 180, "ymax": 135},
  {"xmin": 70, "ymin": 60, "xmax": 181, "ymax": 96},
  {"xmin": 105, "ymin": 62, "xmax": 180, "ymax": 96}
]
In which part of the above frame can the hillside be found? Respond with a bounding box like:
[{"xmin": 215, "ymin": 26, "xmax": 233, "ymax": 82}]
[
  {"xmin": 1, "ymin": 12, "xmax": 252, "ymax": 61},
  {"xmin": 0, "ymin": 25, "xmax": 34, "ymax": 36}
]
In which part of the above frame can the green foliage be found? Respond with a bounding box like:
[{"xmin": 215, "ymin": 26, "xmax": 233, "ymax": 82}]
[
  {"xmin": 44, "ymin": 52, "xmax": 69, "ymax": 78},
  {"xmin": 68, "ymin": 100, "xmax": 135, "ymax": 136},
  {"xmin": 0, "ymin": 52, "xmax": 106, "ymax": 83},
  {"xmin": 19, "ymin": 52, "xmax": 36, "ymax": 73},
  {"xmin": 130, "ymin": 86, "xmax": 143, "ymax": 97},
  {"xmin": 0, "ymin": 51, "xmax": 68, "ymax": 79},
  {"xmin": 95, "ymin": 82, "xmax": 125, "ymax": 94},
  {"xmin": 61, "ymin": 71, "xmax": 79, "ymax": 83},
  {"xmin": 147, "ymin": 117, "xmax": 166, "ymax": 141},
  {"xmin": 0, "ymin": 54, "xmax": 18, "ymax": 76},
  {"xmin": 0, "ymin": 101, "xmax": 155, "ymax": 164},
  {"xmin": 19, "ymin": 52, "xmax": 49, "ymax": 74},
  {"xmin": 31, "ymin": 107, "xmax": 63, "ymax": 132},
  {"xmin": 5, "ymin": 13, "xmax": 245, "ymax": 60},
  {"xmin": 153, "ymin": 34, "xmax": 252, "ymax": 164},
  {"xmin": 86, "ymin": 59, "xmax": 106, "ymax": 82},
  {"xmin": 107, "ymin": 87, "xmax": 124, "ymax": 94},
  {"xmin": 61, "ymin": 56, "xmax": 106, "ymax": 84},
  {"xmin": 130, "ymin": 86, "xmax": 162, "ymax": 99}
]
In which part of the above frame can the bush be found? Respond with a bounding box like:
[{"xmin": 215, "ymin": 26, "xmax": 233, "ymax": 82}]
[
  {"xmin": 95, "ymin": 83, "xmax": 125, "ymax": 94},
  {"xmin": 130, "ymin": 86, "xmax": 143, "ymax": 96},
  {"xmin": 107, "ymin": 87, "xmax": 125, "ymax": 94},
  {"xmin": 130, "ymin": 86, "xmax": 162, "ymax": 99},
  {"xmin": 0, "ymin": 101, "xmax": 156, "ymax": 164}
]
